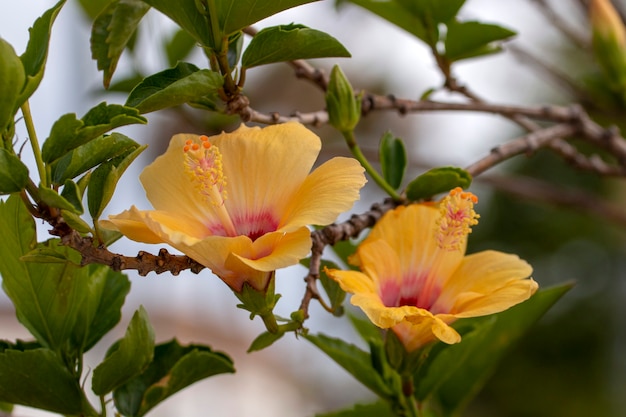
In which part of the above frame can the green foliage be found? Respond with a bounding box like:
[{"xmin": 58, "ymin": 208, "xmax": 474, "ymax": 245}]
[
  {"xmin": 416, "ymin": 284, "xmax": 572, "ymax": 415},
  {"xmin": 71, "ymin": 265, "xmax": 131, "ymax": 353},
  {"xmin": 0, "ymin": 149, "xmax": 29, "ymax": 194},
  {"xmin": 378, "ymin": 131, "xmax": 407, "ymax": 190},
  {"xmin": 87, "ymin": 143, "xmax": 146, "ymax": 220},
  {"xmin": 444, "ymin": 21, "xmax": 516, "ymax": 61},
  {"xmin": 348, "ymin": 313, "xmax": 383, "ymax": 344},
  {"xmin": 15, "ymin": 0, "xmax": 65, "ymax": 110},
  {"xmin": 165, "ymin": 29, "xmax": 197, "ymax": 67},
  {"xmin": 114, "ymin": 339, "xmax": 235, "ymax": 416},
  {"xmin": 92, "ymin": 306, "xmax": 155, "ymax": 396},
  {"xmin": 125, "ymin": 62, "xmax": 224, "ymax": 114},
  {"xmin": 247, "ymin": 330, "xmax": 285, "ymax": 352},
  {"xmin": 91, "ymin": 0, "xmax": 151, "ymax": 88},
  {"xmin": 37, "ymin": 185, "xmax": 79, "ymax": 212},
  {"xmin": 242, "ymin": 24, "xmax": 350, "ymax": 68},
  {"xmin": 214, "ymin": 0, "xmax": 320, "ymax": 36},
  {"xmin": 139, "ymin": 0, "xmax": 214, "ymax": 46},
  {"xmin": 42, "ymin": 102, "xmax": 146, "ymax": 163},
  {"xmin": 316, "ymin": 401, "xmax": 397, "ymax": 417},
  {"xmin": 51, "ymin": 132, "xmax": 142, "ymax": 185},
  {"xmin": 405, "ymin": 166, "xmax": 472, "ymax": 201},
  {"xmin": 0, "ymin": 39, "xmax": 25, "ymax": 131},
  {"xmin": 0, "ymin": 348, "xmax": 94, "ymax": 415},
  {"xmin": 305, "ymin": 334, "xmax": 394, "ymax": 399},
  {"xmin": 341, "ymin": 0, "xmax": 465, "ymax": 46},
  {"xmin": 0, "ymin": 196, "xmax": 90, "ymax": 349}
]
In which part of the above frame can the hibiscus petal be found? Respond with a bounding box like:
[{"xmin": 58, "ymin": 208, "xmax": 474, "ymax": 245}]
[
  {"xmin": 212, "ymin": 123, "xmax": 322, "ymax": 223},
  {"xmin": 140, "ymin": 134, "xmax": 215, "ymax": 224},
  {"xmin": 104, "ymin": 206, "xmax": 206, "ymax": 245},
  {"xmin": 367, "ymin": 204, "xmax": 465, "ymax": 288},
  {"xmin": 356, "ymin": 239, "xmax": 403, "ymax": 306},
  {"xmin": 101, "ymin": 207, "xmax": 165, "ymax": 244},
  {"xmin": 280, "ymin": 157, "xmax": 366, "ymax": 230},
  {"xmin": 230, "ymin": 227, "xmax": 312, "ymax": 272},
  {"xmin": 434, "ymin": 250, "xmax": 536, "ymax": 316}
]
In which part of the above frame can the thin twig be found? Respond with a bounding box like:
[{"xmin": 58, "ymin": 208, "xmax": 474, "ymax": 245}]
[
  {"xmin": 465, "ymin": 123, "xmax": 579, "ymax": 176},
  {"xmin": 531, "ymin": 0, "xmax": 590, "ymax": 49}
]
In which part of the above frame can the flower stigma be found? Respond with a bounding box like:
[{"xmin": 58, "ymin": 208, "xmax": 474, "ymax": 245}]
[
  {"xmin": 435, "ymin": 187, "xmax": 479, "ymax": 251},
  {"xmin": 183, "ymin": 135, "xmax": 237, "ymax": 236}
]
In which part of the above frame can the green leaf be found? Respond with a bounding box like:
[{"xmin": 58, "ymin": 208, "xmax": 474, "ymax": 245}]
[
  {"xmin": 165, "ymin": 28, "xmax": 197, "ymax": 67},
  {"xmin": 76, "ymin": 0, "xmax": 110, "ymax": 19},
  {"xmin": 60, "ymin": 209, "xmax": 92, "ymax": 233},
  {"xmin": 343, "ymin": 0, "xmax": 465, "ymax": 45},
  {"xmin": 91, "ymin": 0, "xmax": 151, "ymax": 88},
  {"xmin": 114, "ymin": 339, "xmax": 234, "ymax": 417},
  {"xmin": 316, "ymin": 401, "xmax": 396, "ymax": 417},
  {"xmin": 348, "ymin": 313, "xmax": 383, "ymax": 345},
  {"xmin": 418, "ymin": 284, "xmax": 572, "ymax": 414},
  {"xmin": 218, "ymin": 0, "xmax": 320, "ymax": 35},
  {"xmin": 0, "ymin": 39, "xmax": 25, "ymax": 131},
  {"xmin": 42, "ymin": 102, "xmax": 146, "ymax": 163},
  {"xmin": 72, "ymin": 265, "xmax": 131, "ymax": 352},
  {"xmin": 92, "ymin": 306, "xmax": 155, "ymax": 395},
  {"xmin": 60, "ymin": 180, "xmax": 84, "ymax": 214},
  {"xmin": 0, "ymin": 149, "xmax": 29, "ymax": 194},
  {"xmin": 0, "ymin": 348, "xmax": 94, "ymax": 415},
  {"xmin": 87, "ymin": 144, "xmax": 146, "ymax": 220},
  {"xmin": 378, "ymin": 131, "xmax": 407, "ymax": 190},
  {"xmin": 444, "ymin": 21, "xmax": 516, "ymax": 62},
  {"xmin": 125, "ymin": 62, "xmax": 224, "ymax": 114},
  {"xmin": 248, "ymin": 330, "xmax": 285, "ymax": 353},
  {"xmin": 242, "ymin": 24, "xmax": 350, "ymax": 68},
  {"xmin": 38, "ymin": 186, "xmax": 78, "ymax": 212},
  {"xmin": 305, "ymin": 333, "xmax": 393, "ymax": 399},
  {"xmin": 405, "ymin": 166, "xmax": 472, "ymax": 201},
  {"xmin": 50, "ymin": 132, "xmax": 141, "ymax": 184},
  {"xmin": 139, "ymin": 0, "xmax": 213, "ymax": 46},
  {"xmin": 15, "ymin": 0, "xmax": 66, "ymax": 109},
  {"xmin": 0, "ymin": 197, "xmax": 92, "ymax": 349}
]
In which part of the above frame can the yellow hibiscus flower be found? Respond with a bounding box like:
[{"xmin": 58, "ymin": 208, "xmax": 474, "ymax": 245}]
[
  {"xmin": 103, "ymin": 122, "xmax": 366, "ymax": 292},
  {"xmin": 326, "ymin": 188, "xmax": 538, "ymax": 352}
]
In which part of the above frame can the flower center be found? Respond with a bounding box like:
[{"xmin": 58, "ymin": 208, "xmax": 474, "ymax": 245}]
[
  {"xmin": 435, "ymin": 187, "xmax": 479, "ymax": 251},
  {"xmin": 183, "ymin": 136, "xmax": 237, "ymax": 236}
]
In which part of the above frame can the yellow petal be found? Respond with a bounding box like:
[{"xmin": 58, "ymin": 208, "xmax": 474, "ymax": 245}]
[
  {"xmin": 434, "ymin": 250, "xmax": 536, "ymax": 317},
  {"xmin": 392, "ymin": 316, "xmax": 461, "ymax": 352},
  {"xmin": 356, "ymin": 239, "xmax": 403, "ymax": 304},
  {"xmin": 326, "ymin": 269, "xmax": 377, "ymax": 294},
  {"xmin": 212, "ymin": 123, "xmax": 322, "ymax": 222},
  {"xmin": 280, "ymin": 157, "xmax": 366, "ymax": 231},
  {"xmin": 367, "ymin": 204, "xmax": 465, "ymax": 286},
  {"xmin": 229, "ymin": 227, "xmax": 312, "ymax": 272},
  {"xmin": 177, "ymin": 234, "xmax": 252, "ymax": 278},
  {"xmin": 140, "ymin": 134, "xmax": 213, "ymax": 224},
  {"xmin": 104, "ymin": 206, "xmax": 207, "ymax": 245}
]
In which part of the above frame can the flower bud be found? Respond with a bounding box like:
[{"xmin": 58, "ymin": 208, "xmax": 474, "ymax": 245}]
[
  {"xmin": 325, "ymin": 65, "xmax": 361, "ymax": 133},
  {"xmin": 589, "ymin": 0, "xmax": 626, "ymax": 91}
]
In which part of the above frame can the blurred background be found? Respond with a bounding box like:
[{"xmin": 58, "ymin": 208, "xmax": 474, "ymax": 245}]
[{"xmin": 1, "ymin": 0, "xmax": 626, "ymax": 416}]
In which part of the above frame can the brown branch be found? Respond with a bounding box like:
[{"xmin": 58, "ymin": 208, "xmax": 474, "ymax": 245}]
[
  {"xmin": 531, "ymin": 0, "xmax": 590, "ymax": 49},
  {"xmin": 465, "ymin": 123, "xmax": 579, "ymax": 176},
  {"xmin": 58, "ymin": 228, "xmax": 206, "ymax": 276},
  {"xmin": 246, "ymin": 107, "xmax": 328, "ymax": 126}
]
